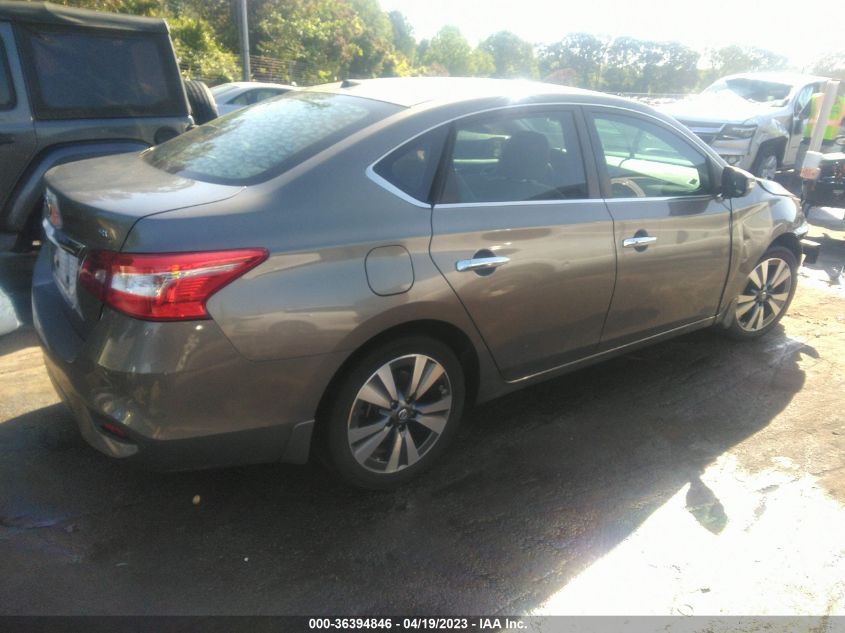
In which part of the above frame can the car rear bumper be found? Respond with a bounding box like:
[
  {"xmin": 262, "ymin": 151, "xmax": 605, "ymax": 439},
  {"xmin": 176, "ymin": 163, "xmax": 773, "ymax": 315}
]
[{"xmin": 31, "ymin": 247, "xmax": 339, "ymax": 470}]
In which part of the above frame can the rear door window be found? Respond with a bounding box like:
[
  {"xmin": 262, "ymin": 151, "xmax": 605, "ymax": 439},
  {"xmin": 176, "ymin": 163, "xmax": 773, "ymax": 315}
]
[
  {"xmin": 18, "ymin": 25, "xmax": 186, "ymax": 119},
  {"xmin": 442, "ymin": 110, "xmax": 588, "ymax": 203},
  {"xmin": 0, "ymin": 36, "xmax": 13, "ymax": 109}
]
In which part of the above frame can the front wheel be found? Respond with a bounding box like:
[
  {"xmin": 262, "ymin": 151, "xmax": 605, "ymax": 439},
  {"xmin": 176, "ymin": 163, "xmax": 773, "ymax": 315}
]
[
  {"xmin": 752, "ymin": 147, "xmax": 779, "ymax": 180},
  {"xmin": 726, "ymin": 246, "xmax": 797, "ymax": 339},
  {"xmin": 322, "ymin": 337, "xmax": 465, "ymax": 489}
]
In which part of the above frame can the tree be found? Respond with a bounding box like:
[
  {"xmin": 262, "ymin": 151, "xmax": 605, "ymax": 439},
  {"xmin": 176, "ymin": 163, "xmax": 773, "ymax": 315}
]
[
  {"xmin": 255, "ymin": 0, "xmax": 365, "ymax": 83},
  {"xmin": 700, "ymin": 46, "xmax": 788, "ymax": 86},
  {"xmin": 169, "ymin": 14, "xmax": 239, "ymax": 84},
  {"xmin": 388, "ymin": 11, "xmax": 416, "ymax": 64},
  {"xmin": 538, "ymin": 33, "xmax": 606, "ymax": 88},
  {"xmin": 347, "ymin": 0, "xmax": 396, "ymax": 77},
  {"xmin": 479, "ymin": 31, "xmax": 536, "ymax": 79},
  {"xmin": 422, "ymin": 26, "xmax": 473, "ymax": 76},
  {"xmin": 813, "ymin": 54, "xmax": 845, "ymax": 81}
]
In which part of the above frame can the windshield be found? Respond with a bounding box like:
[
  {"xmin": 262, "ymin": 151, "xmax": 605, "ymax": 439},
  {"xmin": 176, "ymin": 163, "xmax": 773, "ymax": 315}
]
[
  {"xmin": 145, "ymin": 91, "xmax": 401, "ymax": 185},
  {"xmin": 703, "ymin": 78, "xmax": 792, "ymax": 106}
]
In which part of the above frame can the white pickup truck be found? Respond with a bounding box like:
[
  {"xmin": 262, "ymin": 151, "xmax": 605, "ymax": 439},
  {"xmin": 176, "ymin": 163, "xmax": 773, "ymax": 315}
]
[{"xmin": 660, "ymin": 72, "xmax": 829, "ymax": 180}]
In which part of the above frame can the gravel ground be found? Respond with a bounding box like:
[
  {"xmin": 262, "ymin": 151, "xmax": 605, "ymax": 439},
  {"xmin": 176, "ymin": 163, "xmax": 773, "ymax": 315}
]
[{"xmin": 0, "ymin": 214, "xmax": 843, "ymax": 617}]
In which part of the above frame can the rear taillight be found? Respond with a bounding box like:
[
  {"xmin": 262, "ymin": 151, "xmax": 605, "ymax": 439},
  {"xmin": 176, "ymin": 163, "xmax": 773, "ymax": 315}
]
[{"xmin": 79, "ymin": 249, "xmax": 267, "ymax": 321}]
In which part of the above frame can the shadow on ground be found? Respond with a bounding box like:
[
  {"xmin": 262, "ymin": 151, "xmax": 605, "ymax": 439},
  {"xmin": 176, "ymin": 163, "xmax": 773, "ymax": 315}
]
[{"xmin": 0, "ymin": 322, "xmax": 813, "ymax": 615}]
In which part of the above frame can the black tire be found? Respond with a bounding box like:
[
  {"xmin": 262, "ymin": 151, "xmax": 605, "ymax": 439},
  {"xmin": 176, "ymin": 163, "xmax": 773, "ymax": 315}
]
[
  {"xmin": 751, "ymin": 146, "xmax": 779, "ymax": 180},
  {"xmin": 184, "ymin": 79, "xmax": 218, "ymax": 125},
  {"xmin": 322, "ymin": 336, "xmax": 465, "ymax": 489},
  {"xmin": 724, "ymin": 246, "xmax": 798, "ymax": 340}
]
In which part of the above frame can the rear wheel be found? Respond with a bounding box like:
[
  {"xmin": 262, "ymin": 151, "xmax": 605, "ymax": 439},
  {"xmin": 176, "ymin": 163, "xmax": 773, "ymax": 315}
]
[
  {"xmin": 184, "ymin": 79, "xmax": 218, "ymax": 125},
  {"xmin": 726, "ymin": 246, "xmax": 797, "ymax": 339},
  {"xmin": 323, "ymin": 337, "xmax": 465, "ymax": 489}
]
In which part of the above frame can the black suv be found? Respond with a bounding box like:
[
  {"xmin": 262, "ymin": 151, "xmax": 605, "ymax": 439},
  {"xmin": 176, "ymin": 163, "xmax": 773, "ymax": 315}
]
[{"xmin": 0, "ymin": 1, "xmax": 201, "ymax": 250}]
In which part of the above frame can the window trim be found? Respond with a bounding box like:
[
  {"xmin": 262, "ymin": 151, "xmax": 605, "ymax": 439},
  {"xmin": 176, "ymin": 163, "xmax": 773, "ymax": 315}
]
[
  {"xmin": 366, "ymin": 102, "xmax": 601, "ymax": 208},
  {"xmin": 584, "ymin": 105, "xmax": 719, "ymax": 201},
  {"xmin": 0, "ymin": 34, "xmax": 16, "ymax": 111}
]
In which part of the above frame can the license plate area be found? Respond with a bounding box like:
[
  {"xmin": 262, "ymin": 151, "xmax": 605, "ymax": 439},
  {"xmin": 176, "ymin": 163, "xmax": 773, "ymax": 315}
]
[{"xmin": 49, "ymin": 233, "xmax": 82, "ymax": 313}]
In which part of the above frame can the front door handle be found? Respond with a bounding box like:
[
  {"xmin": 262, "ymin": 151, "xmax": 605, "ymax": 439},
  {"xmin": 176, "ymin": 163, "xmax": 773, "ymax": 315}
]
[
  {"xmin": 623, "ymin": 236, "xmax": 658, "ymax": 248},
  {"xmin": 455, "ymin": 255, "xmax": 510, "ymax": 273}
]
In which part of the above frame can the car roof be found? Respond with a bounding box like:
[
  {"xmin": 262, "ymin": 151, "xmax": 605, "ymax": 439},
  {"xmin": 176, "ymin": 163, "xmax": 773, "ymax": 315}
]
[
  {"xmin": 213, "ymin": 82, "xmax": 298, "ymax": 92},
  {"xmin": 719, "ymin": 71, "xmax": 830, "ymax": 87},
  {"xmin": 0, "ymin": 1, "xmax": 167, "ymax": 33},
  {"xmin": 305, "ymin": 76, "xmax": 603, "ymax": 108}
]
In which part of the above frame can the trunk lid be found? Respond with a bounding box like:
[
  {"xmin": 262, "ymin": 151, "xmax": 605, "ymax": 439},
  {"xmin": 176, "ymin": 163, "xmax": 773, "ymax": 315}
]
[{"xmin": 43, "ymin": 152, "xmax": 244, "ymax": 338}]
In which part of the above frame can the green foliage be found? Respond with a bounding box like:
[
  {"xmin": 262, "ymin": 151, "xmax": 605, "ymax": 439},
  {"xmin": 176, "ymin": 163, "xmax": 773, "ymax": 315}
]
[
  {"xmin": 388, "ymin": 11, "xmax": 416, "ymax": 64},
  {"xmin": 255, "ymin": 0, "xmax": 365, "ymax": 83},
  {"xmin": 28, "ymin": 2, "xmax": 797, "ymax": 92},
  {"xmin": 540, "ymin": 33, "xmax": 700, "ymax": 94},
  {"xmin": 539, "ymin": 33, "xmax": 606, "ymax": 88},
  {"xmin": 479, "ymin": 31, "xmax": 537, "ymax": 79},
  {"xmin": 168, "ymin": 14, "xmax": 238, "ymax": 84},
  {"xmin": 422, "ymin": 26, "xmax": 473, "ymax": 76},
  {"xmin": 700, "ymin": 46, "xmax": 788, "ymax": 86}
]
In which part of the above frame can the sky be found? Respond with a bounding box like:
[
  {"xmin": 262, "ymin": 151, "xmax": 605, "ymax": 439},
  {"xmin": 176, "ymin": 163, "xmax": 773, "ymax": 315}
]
[{"xmin": 378, "ymin": 0, "xmax": 837, "ymax": 70}]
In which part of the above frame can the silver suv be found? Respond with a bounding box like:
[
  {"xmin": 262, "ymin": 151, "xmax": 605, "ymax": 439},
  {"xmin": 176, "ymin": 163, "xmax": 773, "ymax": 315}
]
[{"xmin": 661, "ymin": 72, "xmax": 828, "ymax": 179}]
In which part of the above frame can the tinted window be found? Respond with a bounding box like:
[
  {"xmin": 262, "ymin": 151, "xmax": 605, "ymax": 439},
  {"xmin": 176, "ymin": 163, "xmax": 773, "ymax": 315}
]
[
  {"xmin": 19, "ymin": 26, "xmax": 185, "ymax": 120},
  {"xmin": 442, "ymin": 111, "xmax": 588, "ymax": 203},
  {"xmin": 146, "ymin": 91, "xmax": 401, "ymax": 185},
  {"xmin": 0, "ymin": 39, "xmax": 13, "ymax": 109},
  {"xmin": 373, "ymin": 127, "xmax": 448, "ymax": 203},
  {"xmin": 592, "ymin": 113, "xmax": 711, "ymax": 198}
]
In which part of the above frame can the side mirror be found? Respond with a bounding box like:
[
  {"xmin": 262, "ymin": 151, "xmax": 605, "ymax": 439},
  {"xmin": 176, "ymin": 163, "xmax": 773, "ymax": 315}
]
[{"xmin": 721, "ymin": 165, "xmax": 756, "ymax": 198}]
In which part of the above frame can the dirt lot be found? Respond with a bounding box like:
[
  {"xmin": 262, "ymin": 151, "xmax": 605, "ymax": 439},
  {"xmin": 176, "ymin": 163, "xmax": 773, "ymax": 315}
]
[{"xmin": 0, "ymin": 213, "xmax": 843, "ymax": 618}]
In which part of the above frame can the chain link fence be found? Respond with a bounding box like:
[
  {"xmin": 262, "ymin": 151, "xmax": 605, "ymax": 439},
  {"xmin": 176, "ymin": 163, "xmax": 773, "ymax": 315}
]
[{"xmin": 180, "ymin": 55, "xmax": 326, "ymax": 87}]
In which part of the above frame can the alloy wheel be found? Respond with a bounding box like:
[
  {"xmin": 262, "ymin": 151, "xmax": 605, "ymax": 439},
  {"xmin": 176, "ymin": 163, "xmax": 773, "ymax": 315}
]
[
  {"xmin": 735, "ymin": 257, "xmax": 792, "ymax": 332},
  {"xmin": 347, "ymin": 354, "xmax": 453, "ymax": 474}
]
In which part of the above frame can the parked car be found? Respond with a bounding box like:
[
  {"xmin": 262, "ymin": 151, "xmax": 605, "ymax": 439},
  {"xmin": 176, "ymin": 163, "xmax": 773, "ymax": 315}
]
[
  {"xmin": 33, "ymin": 77, "xmax": 817, "ymax": 489},
  {"xmin": 660, "ymin": 72, "xmax": 829, "ymax": 180},
  {"xmin": 211, "ymin": 81, "xmax": 297, "ymax": 114},
  {"xmin": 0, "ymin": 1, "xmax": 214, "ymax": 251}
]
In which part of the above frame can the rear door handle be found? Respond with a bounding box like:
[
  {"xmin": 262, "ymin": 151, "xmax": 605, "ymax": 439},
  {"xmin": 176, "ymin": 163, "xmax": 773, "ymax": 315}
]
[
  {"xmin": 455, "ymin": 255, "xmax": 510, "ymax": 273},
  {"xmin": 623, "ymin": 236, "xmax": 658, "ymax": 248}
]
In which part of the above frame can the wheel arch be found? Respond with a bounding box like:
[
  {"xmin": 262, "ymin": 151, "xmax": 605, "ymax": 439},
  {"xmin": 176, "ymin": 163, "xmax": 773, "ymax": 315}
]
[
  {"xmin": 314, "ymin": 319, "xmax": 482, "ymax": 430},
  {"xmin": 769, "ymin": 231, "xmax": 802, "ymax": 262},
  {"xmin": 757, "ymin": 136, "xmax": 788, "ymax": 167}
]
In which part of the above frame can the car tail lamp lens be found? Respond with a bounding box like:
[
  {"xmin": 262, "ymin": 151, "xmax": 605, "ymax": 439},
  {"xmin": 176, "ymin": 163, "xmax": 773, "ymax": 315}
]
[{"xmin": 79, "ymin": 249, "xmax": 267, "ymax": 321}]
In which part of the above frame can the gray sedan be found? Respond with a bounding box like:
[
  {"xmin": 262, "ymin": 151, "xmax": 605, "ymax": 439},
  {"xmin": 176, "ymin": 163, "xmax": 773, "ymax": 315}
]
[{"xmin": 33, "ymin": 78, "xmax": 814, "ymax": 488}]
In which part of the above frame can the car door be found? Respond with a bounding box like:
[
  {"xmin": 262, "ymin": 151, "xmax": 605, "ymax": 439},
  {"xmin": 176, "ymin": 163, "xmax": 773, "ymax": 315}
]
[
  {"xmin": 429, "ymin": 106, "xmax": 617, "ymax": 381},
  {"xmin": 586, "ymin": 108, "xmax": 731, "ymax": 349},
  {"xmin": 784, "ymin": 83, "xmax": 818, "ymax": 166},
  {"xmin": 0, "ymin": 24, "xmax": 37, "ymax": 216}
]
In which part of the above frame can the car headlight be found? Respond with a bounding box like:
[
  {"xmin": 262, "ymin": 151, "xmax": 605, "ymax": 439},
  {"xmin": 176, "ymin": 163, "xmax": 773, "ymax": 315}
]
[{"xmin": 718, "ymin": 124, "xmax": 758, "ymax": 140}]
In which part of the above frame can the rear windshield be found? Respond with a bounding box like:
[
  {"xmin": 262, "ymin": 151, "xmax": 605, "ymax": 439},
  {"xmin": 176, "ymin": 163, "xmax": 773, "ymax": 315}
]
[
  {"xmin": 18, "ymin": 25, "xmax": 186, "ymax": 120},
  {"xmin": 145, "ymin": 91, "xmax": 401, "ymax": 185}
]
